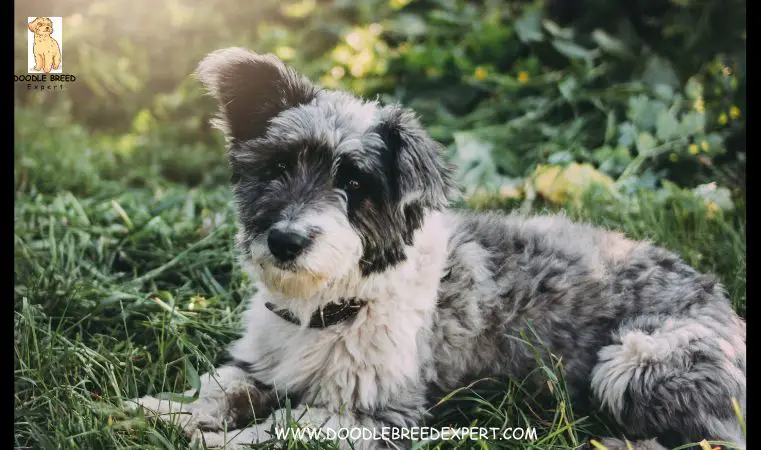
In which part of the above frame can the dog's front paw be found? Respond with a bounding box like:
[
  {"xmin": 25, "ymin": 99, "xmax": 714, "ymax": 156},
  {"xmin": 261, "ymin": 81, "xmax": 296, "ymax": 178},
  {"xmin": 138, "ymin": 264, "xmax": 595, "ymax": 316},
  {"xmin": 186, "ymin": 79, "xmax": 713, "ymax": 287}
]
[
  {"xmin": 189, "ymin": 426, "xmax": 267, "ymax": 449},
  {"xmin": 126, "ymin": 395, "xmax": 226, "ymax": 433}
]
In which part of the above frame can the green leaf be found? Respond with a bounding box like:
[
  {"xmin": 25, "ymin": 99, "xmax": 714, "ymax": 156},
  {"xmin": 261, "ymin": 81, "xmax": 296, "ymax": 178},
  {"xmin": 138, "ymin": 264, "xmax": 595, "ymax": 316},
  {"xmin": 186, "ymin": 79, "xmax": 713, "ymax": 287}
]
[
  {"xmin": 390, "ymin": 14, "xmax": 428, "ymax": 38},
  {"xmin": 627, "ymin": 95, "xmax": 666, "ymax": 130},
  {"xmin": 636, "ymin": 132, "xmax": 658, "ymax": 156},
  {"xmin": 428, "ymin": 9, "xmax": 466, "ymax": 25},
  {"xmin": 642, "ymin": 54, "xmax": 680, "ymax": 89},
  {"xmin": 684, "ymin": 76, "xmax": 704, "ymax": 100},
  {"xmin": 543, "ymin": 19, "xmax": 574, "ymax": 39},
  {"xmin": 605, "ymin": 111, "xmax": 617, "ymax": 144},
  {"xmin": 451, "ymin": 132, "xmax": 496, "ymax": 194},
  {"xmin": 679, "ymin": 111, "xmax": 706, "ymax": 136},
  {"xmin": 552, "ymin": 39, "xmax": 594, "ymax": 60},
  {"xmin": 617, "ymin": 122, "xmax": 638, "ymax": 148},
  {"xmin": 515, "ymin": 9, "xmax": 543, "ymax": 43},
  {"xmin": 558, "ymin": 76, "xmax": 579, "ymax": 101},
  {"xmin": 654, "ymin": 84, "xmax": 674, "ymax": 101},
  {"xmin": 655, "ymin": 109, "xmax": 680, "ymax": 141},
  {"xmin": 591, "ymin": 29, "xmax": 632, "ymax": 58},
  {"xmin": 548, "ymin": 151, "xmax": 573, "ymax": 164},
  {"xmin": 184, "ymin": 359, "xmax": 202, "ymax": 392},
  {"xmin": 704, "ymin": 133, "xmax": 726, "ymax": 155}
]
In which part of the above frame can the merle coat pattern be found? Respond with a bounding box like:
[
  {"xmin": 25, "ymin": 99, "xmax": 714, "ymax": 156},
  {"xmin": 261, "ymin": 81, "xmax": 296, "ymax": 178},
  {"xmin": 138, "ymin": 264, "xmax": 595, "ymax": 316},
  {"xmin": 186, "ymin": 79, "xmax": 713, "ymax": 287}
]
[{"xmin": 130, "ymin": 48, "xmax": 746, "ymax": 450}]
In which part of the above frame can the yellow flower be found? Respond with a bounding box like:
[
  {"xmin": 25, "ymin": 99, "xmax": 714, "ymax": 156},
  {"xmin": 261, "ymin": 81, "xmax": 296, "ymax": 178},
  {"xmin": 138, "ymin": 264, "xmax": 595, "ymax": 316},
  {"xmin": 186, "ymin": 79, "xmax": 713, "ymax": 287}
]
[
  {"xmin": 669, "ymin": 153, "xmax": 678, "ymax": 162},
  {"xmin": 274, "ymin": 46, "xmax": 296, "ymax": 61},
  {"xmin": 718, "ymin": 112, "xmax": 729, "ymax": 125},
  {"xmin": 499, "ymin": 184, "xmax": 522, "ymax": 199},
  {"xmin": 517, "ymin": 71, "xmax": 530, "ymax": 84},
  {"xmin": 700, "ymin": 140, "xmax": 709, "ymax": 151},
  {"xmin": 330, "ymin": 66, "xmax": 346, "ymax": 80},
  {"xmin": 332, "ymin": 45, "xmax": 353, "ymax": 65},
  {"xmin": 730, "ymin": 105, "xmax": 741, "ymax": 119},
  {"xmin": 474, "ymin": 66, "xmax": 488, "ymax": 81},
  {"xmin": 348, "ymin": 49, "xmax": 374, "ymax": 78},
  {"xmin": 391, "ymin": 0, "xmax": 412, "ymax": 9},
  {"xmin": 280, "ymin": 0, "xmax": 316, "ymax": 18},
  {"xmin": 188, "ymin": 295, "xmax": 208, "ymax": 311},
  {"xmin": 693, "ymin": 96, "xmax": 705, "ymax": 113},
  {"xmin": 345, "ymin": 28, "xmax": 365, "ymax": 51},
  {"xmin": 319, "ymin": 74, "xmax": 339, "ymax": 88},
  {"xmin": 532, "ymin": 163, "xmax": 614, "ymax": 205},
  {"xmin": 368, "ymin": 23, "xmax": 384, "ymax": 37},
  {"xmin": 688, "ymin": 144, "xmax": 699, "ymax": 155}
]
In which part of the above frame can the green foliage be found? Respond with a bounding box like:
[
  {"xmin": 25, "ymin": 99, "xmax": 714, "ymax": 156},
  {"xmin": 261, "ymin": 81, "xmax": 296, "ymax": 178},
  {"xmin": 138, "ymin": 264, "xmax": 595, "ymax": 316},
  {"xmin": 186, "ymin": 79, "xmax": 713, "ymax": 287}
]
[{"xmin": 15, "ymin": 0, "xmax": 745, "ymax": 202}]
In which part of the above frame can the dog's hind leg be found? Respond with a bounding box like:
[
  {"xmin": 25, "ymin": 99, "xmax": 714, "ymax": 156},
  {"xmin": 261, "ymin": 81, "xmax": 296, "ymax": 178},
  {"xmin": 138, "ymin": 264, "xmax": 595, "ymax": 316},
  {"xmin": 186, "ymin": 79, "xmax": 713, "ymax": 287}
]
[
  {"xmin": 52, "ymin": 50, "xmax": 60, "ymax": 70},
  {"xmin": 591, "ymin": 312, "xmax": 746, "ymax": 448}
]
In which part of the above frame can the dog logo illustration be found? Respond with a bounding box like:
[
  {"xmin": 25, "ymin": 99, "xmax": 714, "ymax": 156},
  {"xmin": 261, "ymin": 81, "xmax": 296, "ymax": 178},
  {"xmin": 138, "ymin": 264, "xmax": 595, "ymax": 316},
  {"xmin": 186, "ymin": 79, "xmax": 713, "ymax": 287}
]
[{"xmin": 27, "ymin": 17, "xmax": 62, "ymax": 73}]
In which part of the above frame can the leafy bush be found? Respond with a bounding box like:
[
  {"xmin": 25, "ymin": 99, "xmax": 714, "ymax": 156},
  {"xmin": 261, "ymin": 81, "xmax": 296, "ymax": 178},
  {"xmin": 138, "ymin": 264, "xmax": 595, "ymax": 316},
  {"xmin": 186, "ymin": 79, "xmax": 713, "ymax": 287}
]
[{"xmin": 15, "ymin": 0, "xmax": 745, "ymax": 205}]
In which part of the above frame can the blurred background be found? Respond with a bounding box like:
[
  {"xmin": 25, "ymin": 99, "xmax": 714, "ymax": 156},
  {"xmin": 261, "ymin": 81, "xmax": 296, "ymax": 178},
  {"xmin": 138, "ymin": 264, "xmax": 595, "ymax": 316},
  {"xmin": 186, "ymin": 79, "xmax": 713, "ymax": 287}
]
[{"xmin": 15, "ymin": 0, "xmax": 745, "ymax": 206}]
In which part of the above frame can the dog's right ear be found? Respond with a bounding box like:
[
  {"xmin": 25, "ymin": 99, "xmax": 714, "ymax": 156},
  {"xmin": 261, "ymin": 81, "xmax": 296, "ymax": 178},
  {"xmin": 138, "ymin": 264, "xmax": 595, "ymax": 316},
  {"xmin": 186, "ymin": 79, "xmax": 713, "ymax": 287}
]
[
  {"xmin": 196, "ymin": 47, "xmax": 318, "ymax": 143},
  {"xmin": 28, "ymin": 18, "xmax": 39, "ymax": 32}
]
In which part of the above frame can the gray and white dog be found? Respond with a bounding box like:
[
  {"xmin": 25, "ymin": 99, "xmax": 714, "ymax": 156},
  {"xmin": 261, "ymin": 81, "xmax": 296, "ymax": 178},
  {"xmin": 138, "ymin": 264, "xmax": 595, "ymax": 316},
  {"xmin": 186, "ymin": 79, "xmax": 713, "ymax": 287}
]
[{"xmin": 131, "ymin": 48, "xmax": 747, "ymax": 450}]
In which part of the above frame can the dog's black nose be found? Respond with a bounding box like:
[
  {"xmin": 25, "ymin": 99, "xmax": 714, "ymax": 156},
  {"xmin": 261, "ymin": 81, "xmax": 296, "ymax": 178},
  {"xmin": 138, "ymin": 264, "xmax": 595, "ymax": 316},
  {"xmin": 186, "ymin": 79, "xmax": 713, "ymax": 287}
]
[{"xmin": 267, "ymin": 229, "xmax": 311, "ymax": 262}]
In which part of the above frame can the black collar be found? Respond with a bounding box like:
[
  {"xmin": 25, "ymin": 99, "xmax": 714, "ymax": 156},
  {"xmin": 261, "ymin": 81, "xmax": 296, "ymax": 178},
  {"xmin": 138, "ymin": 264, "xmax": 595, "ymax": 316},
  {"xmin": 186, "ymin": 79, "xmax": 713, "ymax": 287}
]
[{"xmin": 265, "ymin": 298, "xmax": 366, "ymax": 328}]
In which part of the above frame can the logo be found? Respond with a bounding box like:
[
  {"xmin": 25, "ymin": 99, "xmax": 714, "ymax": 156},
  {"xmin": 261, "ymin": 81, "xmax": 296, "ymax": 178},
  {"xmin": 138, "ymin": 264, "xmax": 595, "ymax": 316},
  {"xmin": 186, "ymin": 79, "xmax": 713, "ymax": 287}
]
[
  {"xmin": 16, "ymin": 16, "xmax": 75, "ymax": 90},
  {"xmin": 27, "ymin": 17, "xmax": 62, "ymax": 73}
]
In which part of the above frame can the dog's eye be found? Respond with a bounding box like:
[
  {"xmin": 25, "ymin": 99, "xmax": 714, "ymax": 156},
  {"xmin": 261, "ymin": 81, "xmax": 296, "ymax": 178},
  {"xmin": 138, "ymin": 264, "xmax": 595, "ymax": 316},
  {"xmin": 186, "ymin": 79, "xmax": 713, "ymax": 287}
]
[
  {"xmin": 266, "ymin": 161, "xmax": 290, "ymax": 180},
  {"xmin": 346, "ymin": 180, "xmax": 361, "ymax": 191}
]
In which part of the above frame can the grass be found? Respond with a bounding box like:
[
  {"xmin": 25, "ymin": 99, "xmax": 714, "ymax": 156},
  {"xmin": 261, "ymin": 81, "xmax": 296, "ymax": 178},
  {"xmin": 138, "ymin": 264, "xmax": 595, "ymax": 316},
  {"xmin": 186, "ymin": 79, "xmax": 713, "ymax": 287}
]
[{"xmin": 14, "ymin": 108, "xmax": 746, "ymax": 449}]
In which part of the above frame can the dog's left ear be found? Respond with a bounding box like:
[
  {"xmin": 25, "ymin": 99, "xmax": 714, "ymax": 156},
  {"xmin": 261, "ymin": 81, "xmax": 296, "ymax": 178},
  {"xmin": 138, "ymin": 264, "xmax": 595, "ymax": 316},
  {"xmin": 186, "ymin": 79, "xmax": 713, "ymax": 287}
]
[
  {"xmin": 28, "ymin": 18, "xmax": 39, "ymax": 32},
  {"xmin": 375, "ymin": 107, "xmax": 454, "ymax": 212},
  {"xmin": 196, "ymin": 47, "xmax": 318, "ymax": 144}
]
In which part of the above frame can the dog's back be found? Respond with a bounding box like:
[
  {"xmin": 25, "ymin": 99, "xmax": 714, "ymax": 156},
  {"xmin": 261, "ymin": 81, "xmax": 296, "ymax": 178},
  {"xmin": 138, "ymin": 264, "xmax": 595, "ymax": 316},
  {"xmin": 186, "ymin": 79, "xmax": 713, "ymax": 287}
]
[{"xmin": 432, "ymin": 210, "xmax": 746, "ymax": 447}]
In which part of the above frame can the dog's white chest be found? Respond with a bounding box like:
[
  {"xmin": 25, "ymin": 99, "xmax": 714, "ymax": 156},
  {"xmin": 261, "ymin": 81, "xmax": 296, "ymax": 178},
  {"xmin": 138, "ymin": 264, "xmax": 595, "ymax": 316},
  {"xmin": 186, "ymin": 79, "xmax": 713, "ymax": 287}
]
[{"xmin": 232, "ymin": 295, "xmax": 432, "ymax": 411}]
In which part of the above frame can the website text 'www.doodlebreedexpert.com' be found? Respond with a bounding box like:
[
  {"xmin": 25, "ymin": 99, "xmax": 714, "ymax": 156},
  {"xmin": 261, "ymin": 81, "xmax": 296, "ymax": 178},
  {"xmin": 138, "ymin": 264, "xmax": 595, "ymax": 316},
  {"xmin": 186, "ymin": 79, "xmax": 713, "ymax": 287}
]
[{"xmin": 274, "ymin": 425, "xmax": 539, "ymax": 443}]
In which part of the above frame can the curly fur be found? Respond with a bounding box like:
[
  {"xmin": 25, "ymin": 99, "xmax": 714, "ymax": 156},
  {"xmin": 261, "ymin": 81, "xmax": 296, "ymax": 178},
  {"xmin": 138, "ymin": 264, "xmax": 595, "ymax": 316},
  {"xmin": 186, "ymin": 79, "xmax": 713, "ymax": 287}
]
[{"xmin": 129, "ymin": 48, "xmax": 746, "ymax": 450}]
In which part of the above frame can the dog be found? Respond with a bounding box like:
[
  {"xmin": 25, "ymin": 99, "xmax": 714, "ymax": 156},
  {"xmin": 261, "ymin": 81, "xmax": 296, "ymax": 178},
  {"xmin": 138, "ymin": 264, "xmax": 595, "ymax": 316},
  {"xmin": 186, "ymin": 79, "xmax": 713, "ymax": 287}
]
[
  {"xmin": 28, "ymin": 17, "xmax": 61, "ymax": 73},
  {"xmin": 129, "ymin": 48, "xmax": 747, "ymax": 450}
]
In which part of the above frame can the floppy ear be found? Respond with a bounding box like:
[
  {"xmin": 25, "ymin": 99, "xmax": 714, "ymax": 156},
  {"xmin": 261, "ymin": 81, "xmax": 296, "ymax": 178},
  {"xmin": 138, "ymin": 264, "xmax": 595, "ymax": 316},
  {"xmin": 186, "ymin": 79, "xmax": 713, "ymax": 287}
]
[
  {"xmin": 375, "ymin": 107, "xmax": 454, "ymax": 211},
  {"xmin": 368, "ymin": 107, "xmax": 454, "ymax": 246},
  {"xmin": 28, "ymin": 18, "xmax": 39, "ymax": 32},
  {"xmin": 196, "ymin": 47, "xmax": 318, "ymax": 143}
]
